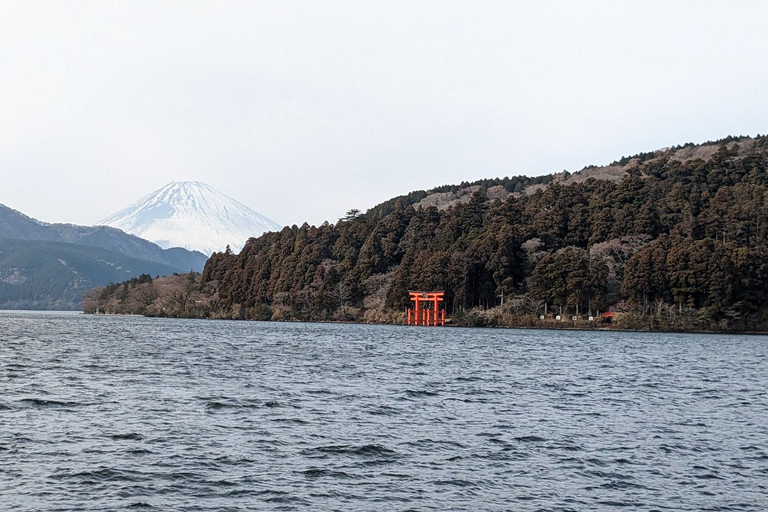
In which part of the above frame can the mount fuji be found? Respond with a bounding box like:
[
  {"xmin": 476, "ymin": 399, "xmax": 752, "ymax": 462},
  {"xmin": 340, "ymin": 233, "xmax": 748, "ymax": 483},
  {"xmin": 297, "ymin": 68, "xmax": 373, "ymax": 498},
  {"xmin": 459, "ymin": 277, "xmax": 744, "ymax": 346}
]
[{"xmin": 99, "ymin": 181, "xmax": 281, "ymax": 256}]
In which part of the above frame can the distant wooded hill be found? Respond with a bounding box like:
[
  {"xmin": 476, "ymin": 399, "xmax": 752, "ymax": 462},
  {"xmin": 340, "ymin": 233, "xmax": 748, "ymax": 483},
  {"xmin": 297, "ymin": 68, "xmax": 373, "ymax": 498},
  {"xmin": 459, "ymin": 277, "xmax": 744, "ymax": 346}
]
[
  {"xmin": 0, "ymin": 205, "xmax": 208, "ymax": 310},
  {"xmin": 87, "ymin": 135, "xmax": 768, "ymax": 331}
]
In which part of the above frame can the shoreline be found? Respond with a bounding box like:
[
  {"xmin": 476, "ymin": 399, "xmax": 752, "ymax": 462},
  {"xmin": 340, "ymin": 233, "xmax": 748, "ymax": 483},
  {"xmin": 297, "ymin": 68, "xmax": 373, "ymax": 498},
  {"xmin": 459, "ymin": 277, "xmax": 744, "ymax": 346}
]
[{"xmin": 76, "ymin": 311, "xmax": 768, "ymax": 335}]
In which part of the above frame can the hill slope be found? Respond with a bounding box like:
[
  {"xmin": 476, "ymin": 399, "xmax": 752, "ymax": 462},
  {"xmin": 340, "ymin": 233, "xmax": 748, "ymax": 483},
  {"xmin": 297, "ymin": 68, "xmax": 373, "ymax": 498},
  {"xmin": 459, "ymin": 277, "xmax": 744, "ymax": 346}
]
[{"xmin": 99, "ymin": 181, "xmax": 281, "ymax": 255}]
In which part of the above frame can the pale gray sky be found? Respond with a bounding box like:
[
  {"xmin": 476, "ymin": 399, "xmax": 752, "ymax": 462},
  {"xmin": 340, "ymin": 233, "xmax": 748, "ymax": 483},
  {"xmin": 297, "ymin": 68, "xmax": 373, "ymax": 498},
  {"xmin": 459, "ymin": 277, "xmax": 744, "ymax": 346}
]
[{"xmin": 1, "ymin": 1, "xmax": 767, "ymax": 227}]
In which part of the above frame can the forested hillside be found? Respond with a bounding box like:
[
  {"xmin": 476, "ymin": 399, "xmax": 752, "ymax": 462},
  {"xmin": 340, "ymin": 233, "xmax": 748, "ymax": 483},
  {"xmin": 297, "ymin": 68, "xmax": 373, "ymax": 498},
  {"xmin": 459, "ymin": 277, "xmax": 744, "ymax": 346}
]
[{"xmin": 88, "ymin": 135, "xmax": 768, "ymax": 331}]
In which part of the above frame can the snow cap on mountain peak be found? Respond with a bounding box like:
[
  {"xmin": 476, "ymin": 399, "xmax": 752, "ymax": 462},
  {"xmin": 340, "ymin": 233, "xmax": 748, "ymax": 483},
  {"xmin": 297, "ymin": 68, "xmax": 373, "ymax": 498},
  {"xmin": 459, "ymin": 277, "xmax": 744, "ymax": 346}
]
[{"xmin": 99, "ymin": 181, "xmax": 281, "ymax": 255}]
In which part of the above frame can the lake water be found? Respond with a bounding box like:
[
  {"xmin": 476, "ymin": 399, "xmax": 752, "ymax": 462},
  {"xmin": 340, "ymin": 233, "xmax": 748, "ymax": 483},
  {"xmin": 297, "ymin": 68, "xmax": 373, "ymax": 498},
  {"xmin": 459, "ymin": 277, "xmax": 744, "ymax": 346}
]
[{"xmin": 1, "ymin": 312, "xmax": 767, "ymax": 511}]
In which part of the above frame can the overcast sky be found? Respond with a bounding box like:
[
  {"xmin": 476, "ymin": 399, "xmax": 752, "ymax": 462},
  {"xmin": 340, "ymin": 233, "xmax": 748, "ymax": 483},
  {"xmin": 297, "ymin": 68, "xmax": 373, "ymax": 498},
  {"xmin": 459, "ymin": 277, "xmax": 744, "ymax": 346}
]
[{"xmin": 1, "ymin": 1, "xmax": 767, "ymax": 227}]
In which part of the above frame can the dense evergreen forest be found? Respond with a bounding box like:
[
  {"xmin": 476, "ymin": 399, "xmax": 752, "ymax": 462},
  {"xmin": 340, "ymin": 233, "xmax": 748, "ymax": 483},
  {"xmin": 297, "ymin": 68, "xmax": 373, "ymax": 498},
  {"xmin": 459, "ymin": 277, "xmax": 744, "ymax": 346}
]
[{"xmin": 87, "ymin": 135, "xmax": 768, "ymax": 331}]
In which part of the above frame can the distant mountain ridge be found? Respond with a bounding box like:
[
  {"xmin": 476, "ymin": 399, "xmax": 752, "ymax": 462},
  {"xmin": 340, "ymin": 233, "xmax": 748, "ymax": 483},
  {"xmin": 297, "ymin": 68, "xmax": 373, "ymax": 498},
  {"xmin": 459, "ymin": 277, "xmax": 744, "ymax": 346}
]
[
  {"xmin": 0, "ymin": 204, "xmax": 207, "ymax": 271},
  {"xmin": 0, "ymin": 238, "xmax": 182, "ymax": 310},
  {"xmin": 99, "ymin": 181, "xmax": 281, "ymax": 255},
  {"xmin": 0, "ymin": 204, "xmax": 208, "ymax": 309}
]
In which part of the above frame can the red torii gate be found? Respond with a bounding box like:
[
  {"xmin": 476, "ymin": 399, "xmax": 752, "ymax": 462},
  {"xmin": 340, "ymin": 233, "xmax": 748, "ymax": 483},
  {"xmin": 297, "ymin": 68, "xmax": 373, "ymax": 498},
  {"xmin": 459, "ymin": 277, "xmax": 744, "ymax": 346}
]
[{"xmin": 407, "ymin": 291, "xmax": 446, "ymax": 326}]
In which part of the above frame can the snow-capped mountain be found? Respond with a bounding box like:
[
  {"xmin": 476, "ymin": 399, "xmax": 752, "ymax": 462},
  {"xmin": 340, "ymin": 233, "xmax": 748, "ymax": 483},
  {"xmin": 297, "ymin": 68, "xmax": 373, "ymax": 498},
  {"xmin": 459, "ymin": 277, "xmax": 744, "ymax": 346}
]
[{"xmin": 99, "ymin": 182, "xmax": 281, "ymax": 255}]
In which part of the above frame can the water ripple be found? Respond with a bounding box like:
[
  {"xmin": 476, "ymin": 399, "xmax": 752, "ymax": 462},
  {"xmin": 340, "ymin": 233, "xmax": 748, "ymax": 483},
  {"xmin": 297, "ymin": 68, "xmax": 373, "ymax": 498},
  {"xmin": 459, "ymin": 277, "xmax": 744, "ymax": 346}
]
[{"xmin": 1, "ymin": 312, "xmax": 767, "ymax": 510}]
